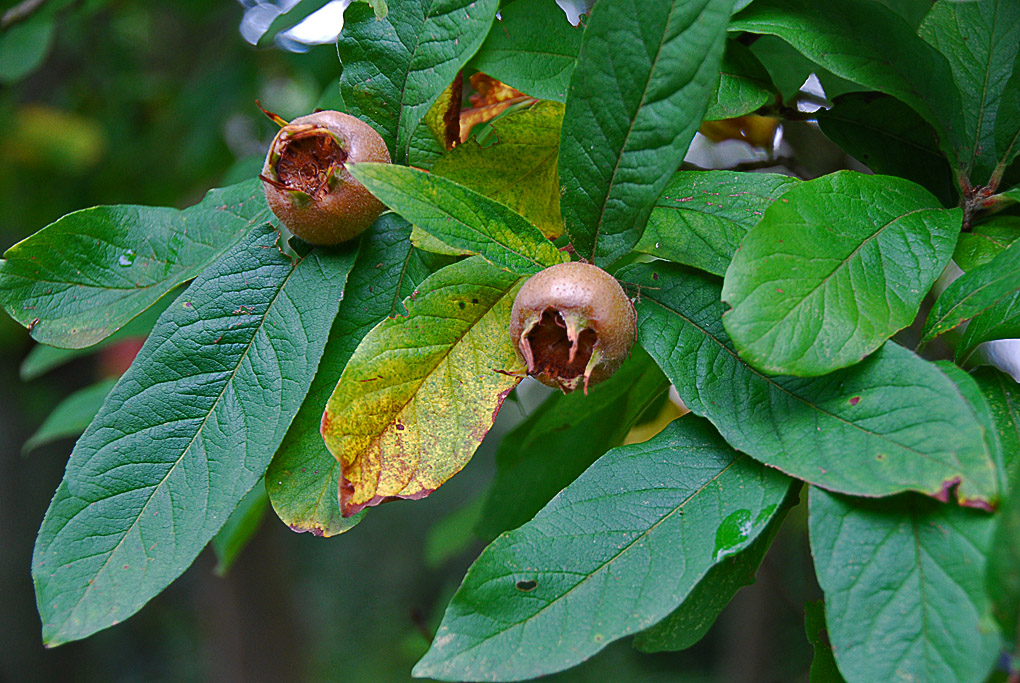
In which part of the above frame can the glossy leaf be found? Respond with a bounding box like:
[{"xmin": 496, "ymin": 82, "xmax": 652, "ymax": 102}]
[
  {"xmin": 414, "ymin": 417, "xmax": 793, "ymax": 681},
  {"xmin": 432, "ymin": 101, "xmax": 565, "ymax": 239},
  {"xmin": 634, "ymin": 171, "xmax": 799, "ymax": 276},
  {"xmin": 633, "ymin": 486, "xmax": 794, "ymax": 653},
  {"xmin": 266, "ymin": 215, "xmax": 447, "ymax": 536},
  {"xmin": 19, "ymin": 290, "xmax": 179, "ymax": 381},
  {"xmin": 923, "ymin": 237, "xmax": 1020, "ymax": 343},
  {"xmin": 348, "ymin": 162, "xmax": 565, "ymax": 274},
  {"xmin": 32, "ymin": 225, "xmax": 356, "ymax": 645},
  {"xmin": 804, "ymin": 601, "xmax": 845, "ymax": 683},
  {"xmin": 731, "ymin": 0, "xmax": 965, "ymax": 167},
  {"xmin": 323, "ymin": 257, "xmax": 525, "ymax": 517},
  {"xmin": 623, "ymin": 261, "xmax": 998, "ymax": 506},
  {"xmin": 23, "ymin": 378, "xmax": 117, "ymax": 454},
  {"xmin": 809, "ymin": 488, "xmax": 1000, "ymax": 683},
  {"xmin": 705, "ymin": 40, "xmax": 777, "ymax": 122},
  {"xmin": 974, "ymin": 367, "xmax": 1020, "ymax": 479},
  {"xmin": 919, "ymin": 0, "xmax": 1020, "ymax": 183},
  {"xmin": 338, "ymin": 0, "xmax": 500, "ymax": 163},
  {"xmin": 211, "ymin": 483, "xmax": 268, "ymax": 576},
  {"xmin": 468, "ymin": 0, "xmax": 583, "ymax": 102},
  {"xmin": 558, "ymin": 0, "xmax": 732, "ymax": 266},
  {"xmin": 476, "ymin": 346, "xmax": 669, "ymax": 540},
  {"xmin": 722, "ymin": 172, "xmax": 961, "ymax": 376},
  {"xmin": 817, "ymin": 92, "xmax": 956, "ymax": 207},
  {"xmin": 952, "ymin": 216, "xmax": 1020, "ymax": 272},
  {"xmin": 959, "ymin": 290, "xmax": 1020, "ymax": 362},
  {"xmin": 0, "ymin": 180, "xmax": 269, "ymax": 349}
]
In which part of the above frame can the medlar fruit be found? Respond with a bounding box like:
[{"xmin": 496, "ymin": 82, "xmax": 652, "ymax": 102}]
[
  {"xmin": 509, "ymin": 261, "xmax": 636, "ymax": 394},
  {"xmin": 260, "ymin": 110, "xmax": 390, "ymax": 245}
]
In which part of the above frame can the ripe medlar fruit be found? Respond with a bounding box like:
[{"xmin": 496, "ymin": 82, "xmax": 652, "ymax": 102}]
[
  {"xmin": 509, "ymin": 261, "xmax": 636, "ymax": 394},
  {"xmin": 260, "ymin": 110, "xmax": 390, "ymax": 246}
]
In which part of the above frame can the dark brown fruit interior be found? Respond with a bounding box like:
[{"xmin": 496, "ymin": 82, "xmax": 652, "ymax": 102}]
[
  {"xmin": 276, "ymin": 130, "xmax": 347, "ymax": 198},
  {"xmin": 523, "ymin": 309, "xmax": 597, "ymax": 381}
]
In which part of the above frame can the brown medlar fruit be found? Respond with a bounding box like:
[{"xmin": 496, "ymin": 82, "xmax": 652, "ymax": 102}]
[
  {"xmin": 260, "ymin": 110, "xmax": 390, "ymax": 246},
  {"xmin": 509, "ymin": 261, "xmax": 636, "ymax": 394}
]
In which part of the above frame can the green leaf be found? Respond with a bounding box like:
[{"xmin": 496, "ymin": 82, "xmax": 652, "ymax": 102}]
[
  {"xmin": 973, "ymin": 367, "xmax": 1020, "ymax": 479},
  {"xmin": 432, "ymin": 101, "xmax": 565, "ymax": 240},
  {"xmin": 993, "ymin": 51, "xmax": 1020, "ymax": 171},
  {"xmin": 804, "ymin": 601, "xmax": 846, "ymax": 683},
  {"xmin": 959, "ymin": 290, "xmax": 1020, "ymax": 362},
  {"xmin": 634, "ymin": 171, "xmax": 799, "ymax": 276},
  {"xmin": 623, "ymin": 261, "xmax": 999, "ymax": 506},
  {"xmin": 266, "ymin": 214, "xmax": 447, "ymax": 537},
  {"xmin": 633, "ymin": 485, "xmax": 794, "ymax": 653},
  {"xmin": 22, "ymin": 378, "xmax": 118, "ymax": 454},
  {"xmin": 0, "ymin": 179, "xmax": 269, "ymax": 349},
  {"xmin": 919, "ymin": 0, "xmax": 1020, "ymax": 183},
  {"xmin": 747, "ymin": 36, "xmax": 862, "ymax": 102},
  {"xmin": 558, "ymin": 0, "xmax": 732, "ymax": 266},
  {"xmin": 731, "ymin": 0, "xmax": 965, "ymax": 167},
  {"xmin": 0, "ymin": 17, "xmax": 56, "ymax": 84},
  {"xmin": 468, "ymin": 0, "xmax": 583, "ymax": 103},
  {"xmin": 424, "ymin": 496, "xmax": 485, "ymax": 570},
  {"xmin": 323, "ymin": 256, "xmax": 524, "ymax": 516},
  {"xmin": 20, "ymin": 289, "xmax": 180, "ymax": 381},
  {"xmin": 31, "ymin": 224, "xmax": 356, "ymax": 645},
  {"xmin": 338, "ymin": 0, "xmax": 500, "ymax": 163},
  {"xmin": 722, "ymin": 172, "xmax": 961, "ymax": 376},
  {"xmin": 211, "ymin": 482, "xmax": 269, "ymax": 576},
  {"xmin": 413, "ymin": 417, "xmax": 793, "ymax": 681},
  {"xmin": 953, "ymin": 216, "xmax": 1020, "ymax": 272},
  {"xmin": 348, "ymin": 163, "xmax": 566, "ymax": 274},
  {"xmin": 923, "ymin": 237, "xmax": 1020, "ymax": 344},
  {"xmin": 705, "ymin": 40, "xmax": 777, "ymax": 121},
  {"xmin": 476, "ymin": 346, "xmax": 669, "ymax": 540},
  {"xmin": 988, "ymin": 463, "xmax": 1020, "ymax": 642},
  {"xmin": 809, "ymin": 488, "xmax": 1000, "ymax": 683},
  {"xmin": 817, "ymin": 93, "xmax": 956, "ymax": 207}
]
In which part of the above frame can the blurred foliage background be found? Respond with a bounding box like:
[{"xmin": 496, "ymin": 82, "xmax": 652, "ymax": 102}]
[{"xmin": 0, "ymin": 1, "xmax": 825, "ymax": 680}]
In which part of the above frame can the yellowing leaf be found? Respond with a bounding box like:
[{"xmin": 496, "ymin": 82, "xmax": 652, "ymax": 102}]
[
  {"xmin": 322, "ymin": 257, "xmax": 525, "ymax": 516},
  {"xmin": 434, "ymin": 101, "xmax": 566, "ymax": 238}
]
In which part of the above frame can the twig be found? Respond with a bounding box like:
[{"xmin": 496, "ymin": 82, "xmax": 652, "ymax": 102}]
[{"xmin": 1, "ymin": 0, "xmax": 51, "ymax": 31}]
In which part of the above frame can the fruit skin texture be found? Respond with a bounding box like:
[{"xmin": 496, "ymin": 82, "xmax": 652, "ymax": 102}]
[
  {"xmin": 510, "ymin": 261, "xmax": 636, "ymax": 394},
  {"xmin": 261, "ymin": 110, "xmax": 390, "ymax": 246}
]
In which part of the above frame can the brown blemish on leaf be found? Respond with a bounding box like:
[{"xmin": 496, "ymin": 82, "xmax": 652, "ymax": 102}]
[{"xmin": 849, "ymin": 396, "xmax": 861, "ymax": 406}]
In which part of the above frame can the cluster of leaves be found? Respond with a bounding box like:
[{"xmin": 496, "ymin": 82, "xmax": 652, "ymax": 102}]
[{"xmin": 2, "ymin": 0, "xmax": 1020, "ymax": 680}]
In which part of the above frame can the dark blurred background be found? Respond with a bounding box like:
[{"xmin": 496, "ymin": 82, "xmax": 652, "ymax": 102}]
[{"xmin": 0, "ymin": 1, "xmax": 822, "ymax": 680}]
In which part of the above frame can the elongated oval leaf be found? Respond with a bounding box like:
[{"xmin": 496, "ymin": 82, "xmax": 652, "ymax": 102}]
[
  {"xmin": 924, "ymin": 237, "xmax": 1020, "ymax": 343},
  {"xmin": 468, "ymin": 0, "xmax": 583, "ymax": 103},
  {"xmin": 23, "ymin": 378, "xmax": 117, "ymax": 454},
  {"xmin": 634, "ymin": 171, "xmax": 799, "ymax": 276},
  {"xmin": 558, "ymin": 0, "xmax": 732, "ymax": 266},
  {"xmin": 817, "ymin": 93, "xmax": 956, "ymax": 207},
  {"xmin": 338, "ymin": 0, "xmax": 499, "ymax": 163},
  {"xmin": 323, "ymin": 256, "xmax": 524, "ymax": 517},
  {"xmin": 722, "ymin": 172, "xmax": 961, "ymax": 376},
  {"xmin": 809, "ymin": 488, "xmax": 1000, "ymax": 683},
  {"xmin": 731, "ymin": 0, "xmax": 965, "ymax": 168},
  {"xmin": 705, "ymin": 40, "xmax": 777, "ymax": 122},
  {"xmin": 959, "ymin": 290, "xmax": 1020, "ymax": 362},
  {"xmin": 349, "ymin": 163, "xmax": 565, "ymax": 274},
  {"xmin": 993, "ymin": 51, "xmax": 1020, "ymax": 170},
  {"xmin": 432, "ymin": 101, "xmax": 566, "ymax": 239},
  {"xmin": 266, "ymin": 215, "xmax": 448, "ymax": 536},
  {"xmin": 476, "ymin": 346, "xmax": 669, "ymax": 540},
  {"xmin": 413, "ymin": 417, "xmax": 793, "ymax": 681},
  {"xmin": 32, "ymin": 224, "xmax": 357, "ymax": 645},
  {"xmin": 953, "ymin": 216, "xmax": 1020, "ymax": 272},
  {"xmin": 0, "ymin": 180, "xmax": 269, "ymax": 349},
  {"xmin": 920, "ymin": 0, "xmax": 1020, "ymax": 183},
  {"xmin": 622, "ymin": 261, "xmax": 998, "ymax": 506}
]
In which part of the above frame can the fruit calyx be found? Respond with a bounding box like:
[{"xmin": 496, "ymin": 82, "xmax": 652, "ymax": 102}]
[
  {"xmin": 509, "ymin": 261, "xmax": 636, "ymax": 394},
  {"xmin": 261, "ymin": 123, "xmax": 348, "ymax": 200}
]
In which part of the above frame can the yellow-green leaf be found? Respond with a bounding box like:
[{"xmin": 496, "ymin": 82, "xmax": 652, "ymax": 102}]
[
  {"xmin": 322, "ymin": 257, "xmax": 525, "ymax": 516},
  {"xmin": 432, "ymin": 101, "xmax": 565, "ymax": 239}
]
